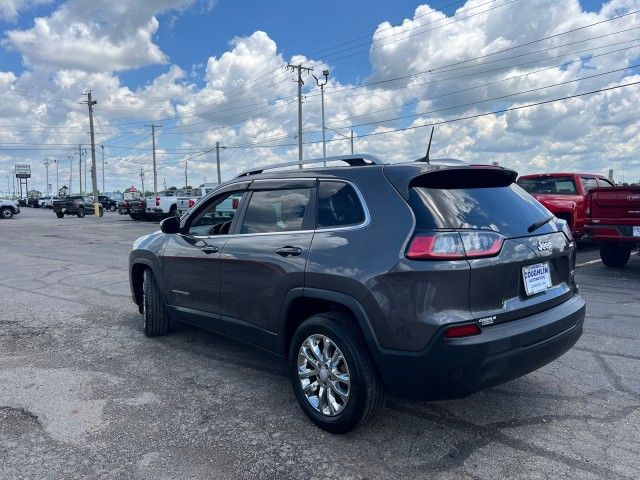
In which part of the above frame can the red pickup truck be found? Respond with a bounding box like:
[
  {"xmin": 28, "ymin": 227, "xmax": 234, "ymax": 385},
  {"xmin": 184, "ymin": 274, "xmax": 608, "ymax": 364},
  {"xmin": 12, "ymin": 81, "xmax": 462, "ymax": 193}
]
[
  {"xmin": 584, "ymin": 186, "xmax": 640, "ymax": 267},
  {"xmin": 517, "ymin": 173, "xmax": 615, "ymax": 239}
]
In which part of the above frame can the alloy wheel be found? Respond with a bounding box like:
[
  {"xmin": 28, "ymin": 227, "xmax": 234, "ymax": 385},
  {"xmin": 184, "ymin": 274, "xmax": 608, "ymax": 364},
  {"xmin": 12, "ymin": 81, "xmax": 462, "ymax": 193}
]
[{"xmin": 297, "ymin": 334, "xmax": 351, "ymax": 416}]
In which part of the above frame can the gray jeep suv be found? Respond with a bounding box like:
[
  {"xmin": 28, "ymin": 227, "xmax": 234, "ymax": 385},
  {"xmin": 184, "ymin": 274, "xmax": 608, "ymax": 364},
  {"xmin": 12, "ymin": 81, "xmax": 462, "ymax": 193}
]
[{"xmin": 129, "ymin": 154, "xmax": 585, "ymax": 433}]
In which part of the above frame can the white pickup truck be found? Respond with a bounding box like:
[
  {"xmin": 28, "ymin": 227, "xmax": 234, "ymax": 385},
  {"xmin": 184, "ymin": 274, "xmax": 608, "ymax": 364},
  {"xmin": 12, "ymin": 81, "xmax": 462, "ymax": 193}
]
[
  {"xmin": 145, "ymin": 191, "xmax": 178, "ymax": 218},
  {"xmin": 0, "ymin": 199, "xmax": 20, "ymax": 219},
  {"xmin": 176, "ymin": 184, "xmax": 219, "ymax": 215}
]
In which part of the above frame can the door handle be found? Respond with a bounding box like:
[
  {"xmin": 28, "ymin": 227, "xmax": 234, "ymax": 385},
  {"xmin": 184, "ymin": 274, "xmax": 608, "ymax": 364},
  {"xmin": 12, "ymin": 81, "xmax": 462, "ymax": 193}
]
[
  {"xmin": 201, "ymin": 245, "xmax": 219, "ymax": 254},
  {"xmin": 275, "ymin": 246, "xmax": 303, "ymax": 257}
]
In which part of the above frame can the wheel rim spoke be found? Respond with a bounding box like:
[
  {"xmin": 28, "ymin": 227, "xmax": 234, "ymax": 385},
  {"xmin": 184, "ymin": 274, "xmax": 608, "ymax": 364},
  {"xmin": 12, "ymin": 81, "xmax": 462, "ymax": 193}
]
[{"xmin": 297, "ymin": 334, "xmax": 350, "ymax": 417}]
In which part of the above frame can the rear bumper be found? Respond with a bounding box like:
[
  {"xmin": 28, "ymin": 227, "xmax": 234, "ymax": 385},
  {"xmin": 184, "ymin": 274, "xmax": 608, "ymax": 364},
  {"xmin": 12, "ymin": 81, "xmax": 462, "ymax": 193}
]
[
  {"xmin": 372, "ymin": 294, "xmax": 585, "ymax": 400},
  {"xmin": 585, "ymin": 224, "xmax": 640, "ymax": 243}
]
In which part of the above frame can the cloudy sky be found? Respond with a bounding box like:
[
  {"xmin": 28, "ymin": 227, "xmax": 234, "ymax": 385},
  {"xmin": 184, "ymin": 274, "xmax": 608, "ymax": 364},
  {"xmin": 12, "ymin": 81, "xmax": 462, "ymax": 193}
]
[{"xmin": 0, "ymin": 0, "xmax": 639, "ymax": 195}]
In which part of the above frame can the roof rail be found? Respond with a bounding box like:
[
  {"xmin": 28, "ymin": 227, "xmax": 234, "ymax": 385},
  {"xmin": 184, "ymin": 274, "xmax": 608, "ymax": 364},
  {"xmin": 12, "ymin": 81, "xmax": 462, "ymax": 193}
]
[{"xmin": 235, "ymin": 154, "xmax": 385, "ymax": 178}]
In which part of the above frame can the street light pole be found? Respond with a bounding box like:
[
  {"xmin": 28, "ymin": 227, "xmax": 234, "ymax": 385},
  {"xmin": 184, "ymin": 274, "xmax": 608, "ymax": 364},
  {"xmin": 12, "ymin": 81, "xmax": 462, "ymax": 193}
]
[
  {"xmin": 101, "ymin": 144, "xmax": 105, "ymax": 193},
  {"xmin": 313, "ymin": 70, "xmax": 330, "ymax": 163},
  {"xmin": 53, "ymin": 159, "xmax": 59, "ymax": 194},
  {"xmin": 43, "ymin": 160, "xmax": 50, "ymax": 195}
]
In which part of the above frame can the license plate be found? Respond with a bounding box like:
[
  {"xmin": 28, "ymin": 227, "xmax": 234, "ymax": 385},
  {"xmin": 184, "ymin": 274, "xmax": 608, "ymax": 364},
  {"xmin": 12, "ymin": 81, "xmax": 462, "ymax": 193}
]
[
  {"xmin": 522, "ymin": 262, "xmax": 552, "ymax": 296},
  {"xmin": 633, "ymin": 226, "xmax": 640, "ymax": 238}
]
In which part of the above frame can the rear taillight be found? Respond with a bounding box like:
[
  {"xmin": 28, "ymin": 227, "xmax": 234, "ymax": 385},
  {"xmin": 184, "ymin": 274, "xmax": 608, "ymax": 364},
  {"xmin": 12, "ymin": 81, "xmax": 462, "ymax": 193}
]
[
  {"xmin": 585, "ymin": 194, "xmax": 592, "ymax": 217},
  {"xmin": 188, "ymin": 199, "xmax": 196, "ymax": 208},
  {"xmin": 72, "ymin": 200, "xmax": 78, "ymax": 207},
  {"xmin": 406, "ymin": 231, "xmax": 504, "ymax": 260},
  {"xmin": 155, "ymin": 197, "xmax": 160, "ymax": 207},
  {"xmin": 444, "ymin": 323, "xmax": 481, "ymax": 339},
  {"xmin": 232, "ymin": 198, "xmax": 239, "ymax": 209}
]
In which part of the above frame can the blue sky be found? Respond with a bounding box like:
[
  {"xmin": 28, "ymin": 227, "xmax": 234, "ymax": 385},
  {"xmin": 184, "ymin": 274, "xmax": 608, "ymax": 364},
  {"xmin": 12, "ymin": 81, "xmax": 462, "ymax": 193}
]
[
  {"xmin": 1, "ymin": 0, "xmax": 610, "ymax": 90},
  {"xmin": 1, "ymin": 0, "xmax": 639, "ymax": 193}
]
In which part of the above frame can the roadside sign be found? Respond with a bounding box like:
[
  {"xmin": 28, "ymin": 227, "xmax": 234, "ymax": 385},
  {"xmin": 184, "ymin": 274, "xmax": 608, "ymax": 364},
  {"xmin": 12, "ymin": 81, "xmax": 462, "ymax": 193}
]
[{"xmin": 15, "ymin": 164, "xmax": 31, "ymax": 178}]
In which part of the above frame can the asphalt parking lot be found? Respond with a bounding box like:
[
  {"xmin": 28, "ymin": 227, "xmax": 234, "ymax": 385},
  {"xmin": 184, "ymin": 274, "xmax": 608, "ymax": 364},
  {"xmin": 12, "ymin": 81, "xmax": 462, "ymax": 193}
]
[{"xmin": 1, "ymin": 208, "xmax": 639, "ymax": 480}]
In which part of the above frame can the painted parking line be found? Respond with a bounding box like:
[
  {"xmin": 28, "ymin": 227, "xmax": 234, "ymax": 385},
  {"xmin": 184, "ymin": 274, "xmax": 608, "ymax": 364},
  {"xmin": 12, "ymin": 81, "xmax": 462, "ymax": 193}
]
[
  {"xmin": 576, "ymin": 251, "xmax": 638, "ymax": 268},
  {"xmin": 576, "ymin": 259, "xmax": 601, "ymax": 267}
]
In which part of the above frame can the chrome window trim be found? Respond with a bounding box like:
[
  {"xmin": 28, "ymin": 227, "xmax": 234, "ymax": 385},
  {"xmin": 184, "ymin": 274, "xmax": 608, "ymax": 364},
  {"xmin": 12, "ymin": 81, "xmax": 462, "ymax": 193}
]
[{"xmin": 182, "ymin": 178, "xmax": 371, "ymax": 239}]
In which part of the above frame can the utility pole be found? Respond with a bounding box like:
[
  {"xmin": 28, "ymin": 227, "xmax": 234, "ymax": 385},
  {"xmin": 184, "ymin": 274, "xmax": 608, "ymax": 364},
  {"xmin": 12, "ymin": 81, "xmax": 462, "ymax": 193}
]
[
  {"xmin": 350, "ymin": 129, "xmax": 354, "ymax": 154},
  {"xmin": 184, "ymin": 161, "xmax": 188, "ymax": 188},
  {"xmin": 146, "ymin": 124, "xmax": 161, "ymax": 194},
  {"xmin": 68, "ymin": 154, "xmax": 73, "ymax": 194},
  {"xmin": 313, "ymin": 70, "xmax": 329, "ymax": 162},
  {"xmin": 216, "ymin": 142, "xmax": 223, "ymax": 184},
  {"xmin": 78, "ymin": 144, "xmax": 83, "ymax": 194},
  {"xmin": 81, "ymin": 91, "xmax": 100, "ymax": 216},
  {"xmin": 286, "ymin": 64, "xmax": 313, "ymax": 166},
  {"xmin": 44, "ymin": 160, "xmax": 50, "ymax": 195},
  {"xmin": 140, "ymin": 169, "xmax": 145, "ymax": 195},
  {"xmin": 101, "ymin": 144, "xmax": 105, "ymax": 193},
  {"xmin": 53, "ymin": 159, "xmax": 59, "ymax": 194}
]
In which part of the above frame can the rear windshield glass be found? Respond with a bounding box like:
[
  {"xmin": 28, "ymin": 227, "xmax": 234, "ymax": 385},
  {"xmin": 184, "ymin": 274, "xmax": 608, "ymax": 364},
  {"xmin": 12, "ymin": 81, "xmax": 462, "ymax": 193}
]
[
  {"xmin": 517, "ymin": 177, "xmax": 577, "ymax": 195},
  {"xmin": 408, "ymin": 185, "xmax": 554, "ymax": 238}
]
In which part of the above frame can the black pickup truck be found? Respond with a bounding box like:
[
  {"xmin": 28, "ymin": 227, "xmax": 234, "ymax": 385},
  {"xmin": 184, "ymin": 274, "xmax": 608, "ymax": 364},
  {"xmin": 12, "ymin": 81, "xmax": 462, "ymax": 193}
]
[
  {"xmin": 125, "ymin": 198, "xmax": 147, "ymax": 220},
  {"xmin": 98, "ymin": 195, "xmax": 118, "ymax": 212},
  {"xmin": 53, "ymin": 196, "xmax": 104, "ymax": 218}
]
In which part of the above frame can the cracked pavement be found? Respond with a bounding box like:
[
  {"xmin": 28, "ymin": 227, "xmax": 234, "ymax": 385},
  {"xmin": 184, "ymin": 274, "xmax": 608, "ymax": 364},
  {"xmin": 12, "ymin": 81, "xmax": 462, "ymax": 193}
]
[{"xmin": 1, "ymin": 208, "xmax": 639, "ymax": 479}]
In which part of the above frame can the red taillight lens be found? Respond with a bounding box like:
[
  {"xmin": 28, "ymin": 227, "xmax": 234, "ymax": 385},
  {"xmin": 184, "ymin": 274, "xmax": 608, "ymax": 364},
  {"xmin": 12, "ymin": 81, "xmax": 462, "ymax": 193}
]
[
  {"xmin": 155, "ymin": 197, "xmax": 160, "ymax": 207},
  {"xmin": 407, "ymin": 231, "xmax": 504, "ymax": 260},
  {"xmin": 232, "ymin": 198, "xmax": 239, "ymax": 209},
  {"xmin": 406, "ymin": 232, "xmax": 465, "ymax": 259},
  {"xmin": 444, "ymin": 323, "xmax": 481, "ymax": 339},
  {"xmin": 188, "ymin": 199, "xmax": 196, "ymax": 208},
  {"xmin": 585, "ymin": 194, "xmax": 592, "ymax": 217}
]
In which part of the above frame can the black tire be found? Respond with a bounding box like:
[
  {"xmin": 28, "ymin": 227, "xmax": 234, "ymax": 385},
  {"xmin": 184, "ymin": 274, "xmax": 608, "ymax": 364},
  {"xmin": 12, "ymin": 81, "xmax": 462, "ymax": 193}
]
[
  {"xmin": 600, "ymin": 242, "xmax": 631, "ymax": 268},
  {"xmin": 99, "ymin": 208, "xmax": 104, "ymax": 218},
  {"xmin": 55, "ymin": 211, "xmax": 64, "ymax": 219},
  {"xmin": 110, "ymin": 205, "xmax": 116, "ymax": 212},
  {"xmin": 77, "ymin": 208, "xmax": 85, "ymax": 218},
  {"xmin": 289, "ymin": 312, "xmax": 384, "ymax": 434},
  {"xmin": 142, "ymin": 269, "xmax": 170, "ymax": 337},
  {"xmin": 0, "ymin": 207, "xmax": 13, "ymax": 219}
]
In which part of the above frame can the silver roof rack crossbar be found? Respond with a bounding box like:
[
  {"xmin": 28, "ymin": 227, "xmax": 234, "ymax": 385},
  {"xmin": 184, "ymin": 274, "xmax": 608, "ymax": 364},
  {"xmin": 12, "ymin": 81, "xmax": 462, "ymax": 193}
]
[{"xmin": 235, "ymin": 154, "xmax": 385, "ymax": 178}]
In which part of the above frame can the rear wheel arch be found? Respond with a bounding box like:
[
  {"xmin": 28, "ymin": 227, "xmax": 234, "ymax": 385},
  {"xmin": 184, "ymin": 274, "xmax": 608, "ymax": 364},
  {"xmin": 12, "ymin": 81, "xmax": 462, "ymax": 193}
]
[{"xmin": 278, "ymin": 288, "xmax": 380, "ymax": 360}]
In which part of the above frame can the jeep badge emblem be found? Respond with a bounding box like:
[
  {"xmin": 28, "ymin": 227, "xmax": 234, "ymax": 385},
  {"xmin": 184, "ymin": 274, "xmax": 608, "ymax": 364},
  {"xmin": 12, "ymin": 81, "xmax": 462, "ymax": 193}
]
[{"xmin": 537, "ymin": 240, "xmax": 552, "ymax": 252}]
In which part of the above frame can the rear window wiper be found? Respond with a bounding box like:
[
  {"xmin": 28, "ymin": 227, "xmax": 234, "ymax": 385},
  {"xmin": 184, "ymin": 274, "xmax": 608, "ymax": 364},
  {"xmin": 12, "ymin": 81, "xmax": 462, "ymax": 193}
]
[{"xmin": 527, "ymin": 215, "xmax": 555, "ymax": 233}]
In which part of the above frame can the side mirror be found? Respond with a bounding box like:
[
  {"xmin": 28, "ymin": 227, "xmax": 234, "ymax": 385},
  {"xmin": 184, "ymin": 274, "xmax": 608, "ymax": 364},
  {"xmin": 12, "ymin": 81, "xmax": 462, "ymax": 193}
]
[{"xmin": 160, "ymin": 215, "xmax": 181, "ymax": 234}]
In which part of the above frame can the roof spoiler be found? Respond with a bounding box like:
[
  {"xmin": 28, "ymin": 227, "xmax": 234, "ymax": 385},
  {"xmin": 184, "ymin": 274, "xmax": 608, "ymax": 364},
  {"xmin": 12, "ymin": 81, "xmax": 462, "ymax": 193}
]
[{"xmin": 384, "ymin": 165, "xmax": 518, "ymax": 200}]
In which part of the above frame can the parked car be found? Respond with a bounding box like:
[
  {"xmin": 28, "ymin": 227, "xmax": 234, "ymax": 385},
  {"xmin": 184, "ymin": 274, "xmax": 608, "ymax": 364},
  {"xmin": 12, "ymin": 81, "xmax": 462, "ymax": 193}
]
[
  {"xmin": 517, "ymin": 173, "xmax": 614, "ymax": 239},
  {"xmin": 128, "ymin": 198, "xmax": 147, "ymax": 220},
  {"xmin": 53, "ymin": 196, "xmax": 104, "ymax": 218},
  {"xmin": 0, "ymin": 199, "xmax": 20, "ymax": 219},
  {"xmin": 129, "ymin": 154, "xmax": 585, "ymax": 433},
  {"xmin": 176, "ymin": 184, "xmax": 219, "ymax": 215},
  {"xmin": 40, "ymin": 196, "xmax": 55, "ymax": 208},
  {"xmin": 584, "ymin": 185, "xmax": 640, "ymax": 267},
  {"xmin": 98, "ymin": 195, "xmax": 118, "ymax": 212},
  {"xmin": 146, "ymin": 192, "xmax": 178, "ymax": 218},
  {"xmin": 118, "ymin": 200, "xmax": 131, "ymax": 215},
  {"xmin": 27, "ymin": 197, "xmax": 41, "ymax": 208}
]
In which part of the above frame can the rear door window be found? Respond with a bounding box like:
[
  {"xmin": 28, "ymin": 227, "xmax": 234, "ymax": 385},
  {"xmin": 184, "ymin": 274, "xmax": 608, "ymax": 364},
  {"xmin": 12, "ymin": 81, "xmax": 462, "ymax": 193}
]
[
  {"xmin": 408, "ymin": 184, "xmax": 553, "ymax": 238},
  {"xmin": 517, "ymin": 177, "xmax": 577, "ymax": 195},
  {"xmin": 317, "ymin": 181, "xmax": 365, "ymax": 228},
  {"xmin": 240, "ymin": 189, "xmax": 312, "ymax": 234},
  {"xmin": 597, "ymin": 178, "xmax": 615, "ymax": 187},
  {"xmin": 581, "ymin": 177, "xmax": 599, "ymax": 192}
]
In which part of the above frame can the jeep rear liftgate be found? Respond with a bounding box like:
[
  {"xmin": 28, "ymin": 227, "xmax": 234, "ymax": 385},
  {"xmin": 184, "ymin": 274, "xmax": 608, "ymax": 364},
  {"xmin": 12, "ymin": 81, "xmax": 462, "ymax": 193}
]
[{"xmin": 404, "ymin": 168, "xmax": 577, "ymax": 326}]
